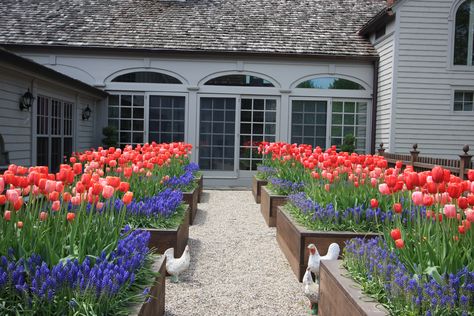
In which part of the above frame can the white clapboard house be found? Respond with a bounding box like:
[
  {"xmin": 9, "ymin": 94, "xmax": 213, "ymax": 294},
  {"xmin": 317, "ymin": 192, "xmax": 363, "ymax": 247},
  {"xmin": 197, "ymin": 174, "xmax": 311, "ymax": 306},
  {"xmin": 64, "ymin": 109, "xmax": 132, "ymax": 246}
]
[{"xmin": 0, "ymin": 0, "xmax": 472, "ymax": 186}]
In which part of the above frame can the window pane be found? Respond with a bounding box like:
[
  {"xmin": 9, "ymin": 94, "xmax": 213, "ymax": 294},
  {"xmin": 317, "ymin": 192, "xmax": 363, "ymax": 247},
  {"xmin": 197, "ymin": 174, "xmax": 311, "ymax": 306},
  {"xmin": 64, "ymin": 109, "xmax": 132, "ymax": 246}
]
[
  {"xmin": 112, "ymin": 72, "xmax": 182, "ymax": 84},
  {"xmin": 296, "ymin": 77, "xmax": 365, "ymax": 90},
  {"xmin": 51, "ymin": 138, "xmax": 62, "ymax": 173},
  {"xmin": 37, "ymin": 137, "xmax": 49, "ymax": 167},
  {"xmin": 454, "ymin": 1, "xmax": 470, "ymax": 65},
  {"xmin": 121, "ymin": 95, "xmax": 131, "ymax": 106},
  {"xmin": 205, "ymin": 75, "xmax": 274, "ymax": 87},
  {"xmin": 149, "ymin": 96, "xmax": 186, "ymax": 142}
]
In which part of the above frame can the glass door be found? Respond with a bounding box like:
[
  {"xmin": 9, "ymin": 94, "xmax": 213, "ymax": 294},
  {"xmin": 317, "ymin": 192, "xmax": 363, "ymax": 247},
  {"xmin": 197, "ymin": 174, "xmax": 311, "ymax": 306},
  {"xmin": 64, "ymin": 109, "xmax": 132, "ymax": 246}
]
[
  {"xmin": 147, "ymin": 94, "xmax": 186, "ymax": 143},
  {"xmin": 290, "ymin": 100, "xmax": 328, "ymax": 148},
  {"xmin": 198, "ymin": 97, "xmax": 238, "ymax": 177},
  {"xmin": 239, "ymin": 97, "xmax": 278, "ymax": 171}
]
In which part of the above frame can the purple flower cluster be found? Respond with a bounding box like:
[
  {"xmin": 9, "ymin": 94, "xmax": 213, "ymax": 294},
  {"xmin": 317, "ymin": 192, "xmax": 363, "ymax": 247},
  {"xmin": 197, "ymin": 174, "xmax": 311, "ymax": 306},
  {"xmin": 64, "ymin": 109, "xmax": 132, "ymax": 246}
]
[
  {"xmin": 256, "ymin": 165, "xmax": 276, "ymax": 179},
  {"xmin": 116, "ymin": 189, "xmax": 183, "ymax": 218},
  {"xmin": 345, "ymin": 238, "xmax": 473, "ymax": 315},
  {"xmin": 288, "ymin": 193, "xmax": 423, "ymax": 232},
  {"xmin": 184, "ymin": 162, "xmax": 200, "ymax": 174},
  {"xmin": 0, "ymin": 229, "xmax": 150, "ymax": 302},
  {"xmin": 165, "ymin": 170, "xmax": 194, "ymax": 190},
  {"xmin": 269, "ymin": 177, "xmax": 304, "ymax": 195}
]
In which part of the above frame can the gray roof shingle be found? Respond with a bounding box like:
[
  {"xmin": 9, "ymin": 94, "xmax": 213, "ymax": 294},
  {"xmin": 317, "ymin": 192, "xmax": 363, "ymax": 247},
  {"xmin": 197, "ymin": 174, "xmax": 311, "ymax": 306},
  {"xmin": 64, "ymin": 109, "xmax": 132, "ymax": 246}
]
[{"xmin": 0, "ymin": 0, "xmax": 386, "ymax": 57}]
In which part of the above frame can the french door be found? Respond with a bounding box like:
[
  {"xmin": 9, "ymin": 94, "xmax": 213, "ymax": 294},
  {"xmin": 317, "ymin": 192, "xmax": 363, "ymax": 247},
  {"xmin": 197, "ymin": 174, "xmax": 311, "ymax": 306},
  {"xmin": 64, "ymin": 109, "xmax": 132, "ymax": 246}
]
[{"xmin": 198, "ymin": 95, "xmax": 278, "ymax": 177}]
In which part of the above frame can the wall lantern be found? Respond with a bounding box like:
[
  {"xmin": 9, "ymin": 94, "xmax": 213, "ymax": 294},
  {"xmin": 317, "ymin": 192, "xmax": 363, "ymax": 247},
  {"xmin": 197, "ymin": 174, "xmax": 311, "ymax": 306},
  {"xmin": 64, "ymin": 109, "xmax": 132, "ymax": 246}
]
[
  {"xmin": 82, "ymin": 105, "xmax": 92, "ymax": 120},
  {"xmin": 19, "ymin": 89, "xmax": 34, "ymax": 111}
]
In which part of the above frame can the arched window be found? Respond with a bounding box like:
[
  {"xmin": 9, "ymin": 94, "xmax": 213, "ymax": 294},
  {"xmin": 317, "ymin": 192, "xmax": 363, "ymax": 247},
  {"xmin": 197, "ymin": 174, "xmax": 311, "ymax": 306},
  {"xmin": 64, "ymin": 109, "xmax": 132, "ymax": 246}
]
[
  {"xmin": 204, "ymin": 75, "xmax": 274, "ymax": 87},
  {"xmin": 296, "ymin": 77, "xmax": 365, "ymax": 90},
  {"xmin": 111, "ymin": 71, "xmax": 182, "ymax": 84},
  {"xmin": 454, "ymin": 1, "xmax": 474, "ymax": 65}
]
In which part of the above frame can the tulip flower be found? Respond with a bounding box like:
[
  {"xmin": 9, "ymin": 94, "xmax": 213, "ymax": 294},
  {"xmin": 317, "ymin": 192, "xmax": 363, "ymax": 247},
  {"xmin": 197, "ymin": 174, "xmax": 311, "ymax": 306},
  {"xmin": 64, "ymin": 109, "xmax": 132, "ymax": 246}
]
[
  {"xmin": 122, "ymin": 191, "xmax": 133, "ymax": 205},
  {"xmin": 0, "ymin": 176, "xmax": 4, "ymax": 193},
  {"xmin": 458, "ymin": 225, "xmax": 465, "ymax": 234},
  {"xmin": 431, "ymin": 166, "xmax": 444, "ymax": 183},
  {"xmin": 390, "ymin": 228, "xmax": 401, "ymax": 240},
  {"xmin": 378, "ymin": 183, "xmax": 390, "ymax": 195},
  {"xmin": 370, "ymin": 198, "xmax": 379, "ymax": 208},
  {"xmin": 458, "ymin": 197, "xmax": 468, "ymax": 209},
  {"xmin": 52, "ymin": 200, "xmax": 60, "ymax": 211},
  {"xmin": 393, "ymin": 203, "xmax": 402, "ymax": 214},
  {"xmin": 0, "ymin": 195, "xmax": 6, "ymax": 205},
  {"xmin": 39, "ymin": 211, "xmax": 48, "ymax": 221},
  {"xmin": 465, "ymin": 208, "xmax": 474, "ymax": 222},
  {"xmin": 3, "ymin": 210, "xmax": 11, "ymax": 221},
  {"xmin": 66, "ymin": 212, "xmax": 75, "ymax": 222},
  {"xmin": 395, "ymin": 239, "xmax": 404, "ymax": 249},
  {"xmin": 412, "ymin": 191, "xmax": 423, "ymax": 206},
  {"xmin": 102, "ymin": 185, "xmax": 114, "ymax": 199},
  {"xmin": 443, "ymin": 204, "xmax": 457, "ymax": 218},
  {"xmin": 17, "ymin": 221, "xmax": 23, "ymax": 229}
]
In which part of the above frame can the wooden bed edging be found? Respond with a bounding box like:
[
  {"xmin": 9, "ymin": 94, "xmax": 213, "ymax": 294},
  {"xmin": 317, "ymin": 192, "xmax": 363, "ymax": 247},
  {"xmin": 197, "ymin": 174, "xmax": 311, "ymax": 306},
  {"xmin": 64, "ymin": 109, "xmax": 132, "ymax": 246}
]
[
  {"xmin": 319, "ymin": 260, "xmax": 388, "ymax": 316},
  {"xmin": 260, "ymin": 186, "xmax": 287, "ymax": 227},
  {"xmin": 183, "ymin": 187, "xmax": 199, "ymax": 225},
  {"xmin": 130, "ymin": 255, "xmax": 166, "ymax": 316},
  {"xmin": 252, "ymin": 176, "xmax": 268, "ymax": 204},
  {"xmin": 145, "ymin": 206, "xmax": 190, "ymax": 258},
  {"xmin": 194, "ymin": 174, "xmax": 203, "ymax": 203},
  {"xmin": 276, "ymin": 206, "xmax": 380, "ymax": 282}
]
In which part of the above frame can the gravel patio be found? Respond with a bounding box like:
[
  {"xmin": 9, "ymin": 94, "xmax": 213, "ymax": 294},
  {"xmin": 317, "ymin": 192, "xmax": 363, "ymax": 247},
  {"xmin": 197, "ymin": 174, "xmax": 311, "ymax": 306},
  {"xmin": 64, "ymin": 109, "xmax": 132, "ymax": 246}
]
[{"xmin": 165, "ymin": 190, "xmax": 307, "ymax": 315}]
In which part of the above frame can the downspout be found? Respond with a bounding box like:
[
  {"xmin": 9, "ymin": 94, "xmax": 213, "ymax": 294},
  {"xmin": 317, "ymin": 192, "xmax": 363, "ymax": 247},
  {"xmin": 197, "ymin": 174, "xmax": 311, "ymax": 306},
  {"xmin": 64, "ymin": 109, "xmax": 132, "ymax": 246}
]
[{"xmin": 370, "ymin": 58, "xmax": 379, "ymax": 154}]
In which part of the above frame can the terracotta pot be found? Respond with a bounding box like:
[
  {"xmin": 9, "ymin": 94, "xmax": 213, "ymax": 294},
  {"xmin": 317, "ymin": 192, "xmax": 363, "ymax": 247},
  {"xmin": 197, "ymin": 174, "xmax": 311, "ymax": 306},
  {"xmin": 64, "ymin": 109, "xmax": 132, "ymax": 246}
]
[{"xmin": 252, "ymin": 175, "xmax": 268, "ymax": 204}]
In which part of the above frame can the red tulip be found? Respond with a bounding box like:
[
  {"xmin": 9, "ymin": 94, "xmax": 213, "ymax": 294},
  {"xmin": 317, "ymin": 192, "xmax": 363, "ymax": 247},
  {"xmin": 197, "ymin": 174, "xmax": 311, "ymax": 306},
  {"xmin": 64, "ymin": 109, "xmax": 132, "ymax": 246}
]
[
  {"xmin": 393, "ymin": 203, "xmax": 402, "ymax": 214},
  {"xmin": 122, "ymin": 191, "xmax": 133, "ymax": 205},
  {"xmin": 458, "ymin": 225, "xmax": 466, "ymax": 234},
  {"xmin": 370, "ymin": 198, "xmax": 379, "ymax": 208},
  {"xmin": 431, "ymin": 166, "xmax": 444, "ymax": 183},
  {"xmin": 118, "ymin": 182, "xmax": 130, "ymax": 193},
  {"xmin": 13, "ymin": 197, "xmax": 23, "ymax": 211},
  {"xmin": 447, "ymin": 183, "xmax": 462, "ymax": 199},
  {"xmin": 52, "ymin": 200, "xmax": 60, "ymax": 211},
  {"xmin": 4, "ymin": 210, "xmax": 11, "ymax": 221},
  {"xmin": 0, "ymin": 195, "xmax": 6, "ymax": 205},
  {"xmin": 462, "ymin": 219, "xmax": 471, "ymax": 230},
  {"xmin": 395, "ymin": 239, "xmax": 404, "ymax": 249},
  {"xmin": 66, "ymin": 212, "xmax": 75, "ymax": 222},
  {"xmin": 468, "ymin": 169, "xmax": 474, "ymax": 181},
  {"xmin": 458, "ymin": 197, "xmax": 468, "ymax": 209},
  {"xmin": 17, "ymin": 221, "xmax": 23, "ymax": 229},
  {"xmin": 390, "ymin": 228, "xmax": 402, "ymax": 240}
]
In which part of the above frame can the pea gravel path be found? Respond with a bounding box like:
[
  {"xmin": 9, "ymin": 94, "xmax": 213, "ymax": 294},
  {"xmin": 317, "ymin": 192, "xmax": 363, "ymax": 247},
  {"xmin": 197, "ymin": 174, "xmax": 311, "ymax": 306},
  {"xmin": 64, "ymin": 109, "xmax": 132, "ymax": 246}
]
[{"xmin": 165, "ymin": 190, "xmax": 308, "ymax": 316}]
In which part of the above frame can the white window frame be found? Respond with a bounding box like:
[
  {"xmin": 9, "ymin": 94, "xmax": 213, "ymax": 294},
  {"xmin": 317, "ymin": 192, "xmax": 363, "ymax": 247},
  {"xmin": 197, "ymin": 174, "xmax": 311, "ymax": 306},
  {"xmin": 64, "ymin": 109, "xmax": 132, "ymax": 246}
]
[
  {"xmin": 451, "ymin": 87, "xmax": 474, "ymax": 113},
  {"xmin": 450, "ymin": 0, "xmax": 474, "ymax": 70}
]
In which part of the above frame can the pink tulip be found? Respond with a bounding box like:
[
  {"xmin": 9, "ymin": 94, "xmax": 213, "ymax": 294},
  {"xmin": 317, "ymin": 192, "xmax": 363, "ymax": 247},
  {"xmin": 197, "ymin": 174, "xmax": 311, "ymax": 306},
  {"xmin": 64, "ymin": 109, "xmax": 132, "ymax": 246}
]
[
  {"xmin": 470, "ymin": 181, "xmax": 474, "ymax": 193},
  {"xmin": 52, "ymin": 200, "xmax": 60, "ymax": 211},
  {"xmin": 45, "ymin": 180, "xmax": 56, "ymax": 193},
  {"xmin": 6, "ymin": 189, "xmax": 19, "ymax": 203},
  {"xmin": 378, "ymin": 183, "xmax": 390, "ymax": 195},
  {"xmin": 96, "ymin": 202, "xmax": 104, "ymax": 210},
  {"xmin": 71, "ymin": 196, "xmax": 81, "ymax": 206},
  {"xmin": 443, "ymin": 204, "xmax": 457, "ymax": 218},
  {"xmin": 412, "ymin": 191, "xmax": 423, "ymax": 206},
  {"xmin": 465, "ymin": 208, "xmax": 474, "ymax": 222},
  {"xmin": 102, "ymin": 185, "xmax": 114, "ymax": 199},
  {"xmin": 370, "ymin": 178, "xmax": 377, "ymax": 188}
]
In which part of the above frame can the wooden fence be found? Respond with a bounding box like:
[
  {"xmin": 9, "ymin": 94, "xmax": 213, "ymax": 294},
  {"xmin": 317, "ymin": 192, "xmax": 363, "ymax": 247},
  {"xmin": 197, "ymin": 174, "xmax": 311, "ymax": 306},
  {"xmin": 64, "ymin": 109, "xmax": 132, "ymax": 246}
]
[{"xmin": 377, "ymin": 143, "xmax": 473, "ymax": 179}]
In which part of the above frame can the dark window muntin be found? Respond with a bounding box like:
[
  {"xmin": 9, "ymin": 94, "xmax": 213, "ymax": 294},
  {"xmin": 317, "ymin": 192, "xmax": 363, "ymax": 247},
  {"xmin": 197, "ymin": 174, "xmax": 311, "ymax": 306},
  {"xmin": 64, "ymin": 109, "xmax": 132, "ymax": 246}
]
[
  {"xmin": 204, "ymin": 75, "xmax": 275, "ymax": 87},
  {"xmin": 112, "ymin": 71, "xmax": 182, "ymax": 84},
  {"xmin": 296, "ymin": 77, "xmax": 366, "ymax": 90}
]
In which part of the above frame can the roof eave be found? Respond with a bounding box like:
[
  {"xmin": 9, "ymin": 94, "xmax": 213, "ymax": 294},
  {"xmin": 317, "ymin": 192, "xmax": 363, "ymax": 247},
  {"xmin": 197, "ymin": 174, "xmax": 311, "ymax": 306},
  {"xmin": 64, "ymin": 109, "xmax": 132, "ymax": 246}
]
[
  {"xmin": 358, "ymin": 8, "xmax": 395, "ymax": 37},
  {"xmin": 1, "ymin": 43, "xmax": 380, "ymax": 62},
  {"xmin": 0, "ymin": 46, "xmax": 108, "ymax": 98}
]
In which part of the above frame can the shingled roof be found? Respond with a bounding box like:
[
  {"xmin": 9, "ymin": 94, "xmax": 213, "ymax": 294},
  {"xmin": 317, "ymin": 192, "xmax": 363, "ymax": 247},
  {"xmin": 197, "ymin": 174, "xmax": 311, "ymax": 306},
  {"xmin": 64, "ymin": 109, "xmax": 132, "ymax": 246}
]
[{"xmin": 0, "ymin": 0, "xmax": 386, "ymax": 57}]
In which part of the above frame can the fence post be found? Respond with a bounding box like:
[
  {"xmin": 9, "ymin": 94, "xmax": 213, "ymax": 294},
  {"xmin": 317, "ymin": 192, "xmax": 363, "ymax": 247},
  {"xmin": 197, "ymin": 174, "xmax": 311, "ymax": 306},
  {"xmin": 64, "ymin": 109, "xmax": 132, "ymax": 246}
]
[
  {"xmin": 459, "ymin": 145, "xmax": 472, "ymax": 179},
  {"xmin": 410, "ymin": 144, "xmax": 419, "ymax": 167},
  {"xmin": 377, "ymin": 143, "xmax": 385, "ymax": 156}
]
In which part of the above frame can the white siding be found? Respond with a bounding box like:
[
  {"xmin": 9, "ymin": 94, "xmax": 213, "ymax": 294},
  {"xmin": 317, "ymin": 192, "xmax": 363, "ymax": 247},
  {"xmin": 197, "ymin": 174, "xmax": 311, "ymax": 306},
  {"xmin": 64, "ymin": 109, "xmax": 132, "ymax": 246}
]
[
  {"xmin": 373, "ymin": 29, "xmax": 395, "ymax": 151},
  {"xmin": 394, "ymin": 0, "xmax": 474, "ymax": 158},
  {"xmin": 0, "ymin": 62, "xmax": 104, "ymax": 167},
  {"xmin": 0, "ymin": 68, "xmax": 33, "ymax": 165}
]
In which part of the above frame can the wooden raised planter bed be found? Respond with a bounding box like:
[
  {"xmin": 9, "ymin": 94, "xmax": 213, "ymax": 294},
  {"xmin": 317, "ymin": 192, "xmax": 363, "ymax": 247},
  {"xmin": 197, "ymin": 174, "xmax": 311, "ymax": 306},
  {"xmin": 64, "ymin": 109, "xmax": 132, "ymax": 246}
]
[
  {"xmin": 252, "ymin": 176, "xmax": 268, "ymax": 204},
  {"xmin": 145, "ymin": 206, "xmax": 189, "ymax": 258},
  {"xmin": 195, "ymin": 174, "xmax": 203, "ymax": 203},
  {"xmin": 130, "ymin": 255, "xmax": 166, "ymax": 316},
  {"xmin": 319, "ymin": 260, "xmax": 388, "ymax": 316},
  {"xmin": 276, "ymin": 206, "xmax": 380, "ymax": 282},
  {"xmin": 183, "ymin": 187, "xmax": 199, "ymax": 225},
  {"xmin": 260, "ymin": 186, "xmax": 287, "ymax": 227}
]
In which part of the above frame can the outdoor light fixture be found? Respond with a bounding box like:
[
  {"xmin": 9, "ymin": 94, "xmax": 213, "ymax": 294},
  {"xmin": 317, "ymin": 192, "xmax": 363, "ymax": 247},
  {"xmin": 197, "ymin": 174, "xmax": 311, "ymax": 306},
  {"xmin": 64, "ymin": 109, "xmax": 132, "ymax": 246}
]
[
  {"xmin": 82, "ymin": 105, "xmax": 92, "ymax": 120},
  {"xmin": 19, "ymin": 89, "xmax": 34, "ymax": 111}
]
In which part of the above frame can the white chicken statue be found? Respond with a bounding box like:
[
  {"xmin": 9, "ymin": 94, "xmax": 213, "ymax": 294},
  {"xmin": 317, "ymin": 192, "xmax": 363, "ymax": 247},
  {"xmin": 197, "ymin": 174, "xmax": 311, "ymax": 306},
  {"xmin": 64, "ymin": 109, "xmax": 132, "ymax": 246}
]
[
  {"xmin": 303, "ymin": 267, "xmax": 319, "ymax": 315},
  {"xmin": 164, "ymin": 245, "xmax": 190, "ymax": 283},
  {"xmin": 307, "ymin": 243, "xmax": 340, "ymax": 281}
]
